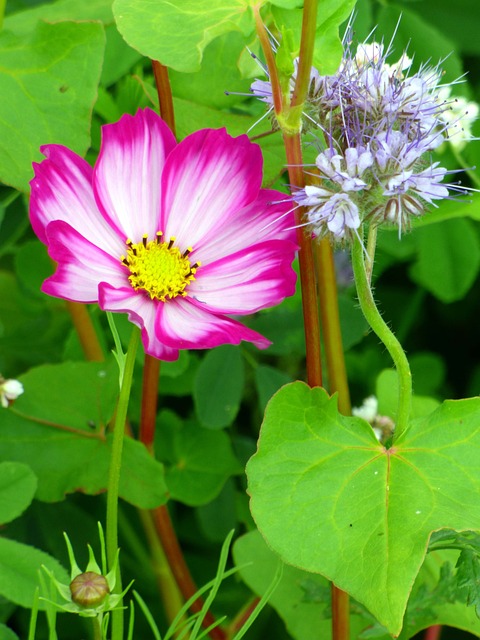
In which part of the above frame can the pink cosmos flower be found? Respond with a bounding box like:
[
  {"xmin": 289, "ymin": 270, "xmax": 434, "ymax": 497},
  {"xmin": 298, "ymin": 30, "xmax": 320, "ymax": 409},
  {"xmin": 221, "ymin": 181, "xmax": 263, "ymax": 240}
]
[{"xmin": 30, "ymin": 109, "xmax": 297, "ymax": 361}]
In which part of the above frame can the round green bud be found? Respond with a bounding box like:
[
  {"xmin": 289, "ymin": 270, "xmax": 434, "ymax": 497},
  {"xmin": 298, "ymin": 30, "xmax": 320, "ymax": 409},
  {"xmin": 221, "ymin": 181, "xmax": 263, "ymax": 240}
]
[{"xmin": 69, "ymin": 571, "xmax": 109, "ymax": 607}]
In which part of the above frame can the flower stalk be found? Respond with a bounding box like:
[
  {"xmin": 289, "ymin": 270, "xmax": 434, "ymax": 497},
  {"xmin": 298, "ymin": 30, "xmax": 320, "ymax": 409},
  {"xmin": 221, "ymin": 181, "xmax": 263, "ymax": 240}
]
[
  {"xmin": 351, "ymin": 228, "xmax": 412, "ymax": 438},
  {"xmin": 106, "ymin": 326, "xmax": 140, "ymax": 640}
]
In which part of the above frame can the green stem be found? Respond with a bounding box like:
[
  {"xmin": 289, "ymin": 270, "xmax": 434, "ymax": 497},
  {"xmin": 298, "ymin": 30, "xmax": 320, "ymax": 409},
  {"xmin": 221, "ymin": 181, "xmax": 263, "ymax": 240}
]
[
  {"xmin": 291, "ymin": 0, "xmax": 318, "ymax": 108},
  {"xmin": 351, "ymin": 230, "xmax": 412, "ymax": 438},
  {"xmin": 0, "ymin": 0, "xmax": 5, "ymax": 30},
  {"xmin": 365, "ymin": 224, "xmax": 378, "ymax": 285},
  {"xmin": 106, "ymin": 326, "xmax": 140, "ymax": 640},
  {"xmin": 315, "ymin": 239, "xmax": 351, "ymax": 415},
  {"xmin": 92, "ymin": 617, "xmax": 102, "ymax": 640}
]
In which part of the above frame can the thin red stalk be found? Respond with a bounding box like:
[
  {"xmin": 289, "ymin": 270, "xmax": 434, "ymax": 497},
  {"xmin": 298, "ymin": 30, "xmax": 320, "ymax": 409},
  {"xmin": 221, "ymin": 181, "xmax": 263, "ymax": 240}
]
[
  {"xmin": 424, "ymin": 625, "xmax": 442, "ymax": 640},
  {"xmin": 66, "ymin": 301, "xmax": 104, "ymax": 362},
  {"xmin": 227, "ymin": 597, "xmax": 261, "ymax": 639},
  {"xmin": 253, "ymin": 7, "xmax": 283, "ymax": 115},
  {"xmin": 152, "ymin": 60, "xmax": 177, "ymax": 138},
  {"xmin": 139, "ymin": 354, "xmax": 160, "ymax": 453},
  {"xmin": 151, "ymin": 506, "xmax": 226, "ymax": 640},
  {"xmin": 283, "ymin": 132, "xmax": 322, "ymax": 387},
  {"xmin": 331, "ymin": 586, "xmax": 350, "ymax": 640}
]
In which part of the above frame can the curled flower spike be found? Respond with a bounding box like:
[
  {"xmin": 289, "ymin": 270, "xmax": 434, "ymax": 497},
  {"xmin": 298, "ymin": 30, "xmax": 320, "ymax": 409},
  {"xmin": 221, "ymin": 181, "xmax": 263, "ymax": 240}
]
[
  {"xmin": 287, "ymin": 30, "xmax": 477, "ymax": 240},
  {"xmin": 30, "ymin": 109, "xmax": 297, "ymax": 360},
  {"xmin": 0, "ymin": 375, "xmax": 24, "ymax": 408}
]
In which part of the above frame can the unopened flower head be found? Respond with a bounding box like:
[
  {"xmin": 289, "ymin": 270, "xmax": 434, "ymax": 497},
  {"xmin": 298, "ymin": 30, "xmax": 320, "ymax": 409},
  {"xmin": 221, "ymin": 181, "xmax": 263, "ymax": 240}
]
[
  {"xmin": 42, "ymin": 528, "xmax": 130, "ymax": 618},
  {"xmin": 30, "ymin": 109, "xmax": 297, "ymax": 360},
  {"xmin": 0, "ymin": 376, "xmax": 24, "ymax": 408}
]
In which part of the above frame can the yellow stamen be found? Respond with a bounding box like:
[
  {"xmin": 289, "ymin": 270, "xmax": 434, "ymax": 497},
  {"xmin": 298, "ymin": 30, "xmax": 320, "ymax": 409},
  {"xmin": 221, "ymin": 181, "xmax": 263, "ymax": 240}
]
[{"xmin": 121, "ymin": 233, "xmax": 200, "ymax": 301}]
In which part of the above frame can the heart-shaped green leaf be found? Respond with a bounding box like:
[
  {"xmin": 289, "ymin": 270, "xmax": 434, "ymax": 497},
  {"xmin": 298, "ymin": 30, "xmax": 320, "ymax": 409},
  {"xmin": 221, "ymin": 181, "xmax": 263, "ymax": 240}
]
[
  {"xmin": 247, "ymin": 382, "xmax": 480, "ymax": 635},
  {"xmin": 0, "ymin": 21, "xmax": 105, "ymax": 192},
  {"xmin": 113, "ymin": 0, "xmax": 256, "ymax": 73}
]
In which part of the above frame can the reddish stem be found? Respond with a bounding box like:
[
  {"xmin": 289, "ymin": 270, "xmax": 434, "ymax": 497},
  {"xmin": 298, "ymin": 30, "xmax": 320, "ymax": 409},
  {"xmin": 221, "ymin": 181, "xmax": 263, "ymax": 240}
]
[
  {"xmin": 424, "ymin": 625, "xmax": 442, "ymax": 640},
  {"xmin": 152, "ymin": 506, "xmax": 226, "ymax": 640},
  {"xmin": 253, "ymin": 7, "xmax": 283, "ymax": 115},
  {"xmin": 66, "ymin": 301, "xmax": 104, "ymax": 362},
  {"xmin": 152, "ymin": 60, "xmax": 177, "ymax": 138},
  {"xmin": 139, "ymin": 58, "xmax": 226, "ymax": 640},
  {"xmin": 283, "ymin": 132, "xmax": 322, "ymax": 387},
  {"xmin": 227, "ymin": 597, "xmax": 261, "ymax": 638},
  {"xmin": 139, "ymin": 354, "xmax": 160, "ymax": 453}
]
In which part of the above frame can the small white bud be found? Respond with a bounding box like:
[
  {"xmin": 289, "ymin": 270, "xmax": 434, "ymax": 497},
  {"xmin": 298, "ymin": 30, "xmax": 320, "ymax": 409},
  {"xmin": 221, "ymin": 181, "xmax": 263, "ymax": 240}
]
[{"xmin": 0, "ymin": 377, "xmax": 24, "ymax": 408}]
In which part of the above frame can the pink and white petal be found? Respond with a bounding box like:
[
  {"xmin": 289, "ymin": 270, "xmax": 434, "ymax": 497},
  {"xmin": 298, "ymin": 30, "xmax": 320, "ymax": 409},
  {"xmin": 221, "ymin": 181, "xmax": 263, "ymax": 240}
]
[
  {"xmin": 188, "ymin": 240, "xmax": 297, "ymax": 314},
  {"xmin": 161, "ymin": 128, "xmax": 263, "ymax": 251},
  {"xmin": 156, "ymin": 298, "xmax": 271, "ymax": 351},
  {"xmin": 42, "ymin": 220, "xmax": 126, "ymax": 302},
  {"xmin": 93, "ymin": 109, "xmax": 177, "ymax": 242},
  {"xmin": 30, "ymin": 145, "xmax": 123, "ymax": 257},
  {"xmin": 99, "ymin": 283, "xmax": 179, "ymax": 361},
  {"xmin": 192, "ymin": 189, "xmax": 297, "ymax": 264}
]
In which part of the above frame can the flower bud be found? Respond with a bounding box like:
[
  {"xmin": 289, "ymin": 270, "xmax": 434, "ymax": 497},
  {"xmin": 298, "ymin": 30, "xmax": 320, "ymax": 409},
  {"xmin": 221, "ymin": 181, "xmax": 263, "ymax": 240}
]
[
  {"xmin": 69, "ymin": 571, "xmax": 109, "ymax": 607},
  {"xmin": 0, "ymin": 376, "xmax": 24, "ymax": 408}
]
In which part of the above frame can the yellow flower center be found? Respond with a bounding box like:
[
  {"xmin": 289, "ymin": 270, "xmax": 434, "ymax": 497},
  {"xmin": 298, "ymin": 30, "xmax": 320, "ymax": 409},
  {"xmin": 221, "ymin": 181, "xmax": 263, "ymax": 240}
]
[{"xmin": 121, "ymin": 232, "xmax": 199, "ymax": 301}]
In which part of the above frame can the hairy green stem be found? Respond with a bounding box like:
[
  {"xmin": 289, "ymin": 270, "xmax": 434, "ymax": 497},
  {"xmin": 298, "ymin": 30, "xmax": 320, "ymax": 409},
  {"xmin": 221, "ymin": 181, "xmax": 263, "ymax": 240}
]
[
  {"xmin": 365, "ymin": 225, "xmax": 378, "ymax": 285},
  {"xmin": 106, "ymin": 326, "xmax": 140, "ymax": 640},
  {"xmin": 351, "ymin": 230, "xmax": 412, "ymax": 437}
]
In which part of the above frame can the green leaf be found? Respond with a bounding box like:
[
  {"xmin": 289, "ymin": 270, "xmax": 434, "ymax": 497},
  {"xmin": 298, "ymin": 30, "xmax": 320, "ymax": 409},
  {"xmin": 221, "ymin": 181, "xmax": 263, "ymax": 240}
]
[
  {"xmin": 456, "ymin": 548, "xmax": 480, "ymax": 611},
  {"xmin": 0, "ymin": 462, "xmax": 37, "ymax": 524},
  {"xmin": 375, "ymin": 369, "xmax": 440, "ymax": 423},
  {"xmin": 272, "ymin": 0, "xmax": 356, "ymax": 74},
  {"xmin": 255, "ymin": 365, "xmax": 293, "ymax": 413},
  {"xmin": 14, "ymin": 240, "xmax": 57, "ymax": 298},
  {"xmin": 409, "ymin": 218, "xmax": 480, "ymax": 303},
  {"xmin": 247, "ymin": 382, "xmax": 480, "ymax": 635},
  {"xmin": 403, "ymin": 549, "xmax": 480, "ymax": 637},
  {"xmin": 0, "ymin": 271, "xmax": 70, "ymax": 372},
  {"xmin": 0, "ymin": 624, "xmax": 19, "ymax": 640},
  {"xmin": 113, "ymin": 0, "xmax": 255, "ymax": 73},
  {"xmin": 169, "ymin": 31, "xmax": 254, "ymax": 109},
  {"xmin": 376, "ymin": 6, "xmax": 463, "ymax": 83},
  {"xmin": 0, "ymin": 21, "xmax": 105, "ymax": 192},
  {"xmin": 0, "ymin": 537, "xmax": 69, "ymax": 608},
  {"xmin": 194, "ymin": 346, "xmax": 245, "ymax": 429},
  {"xmin": 1, "ymin": 409, "xmax": 167, "ymax": 507},
  {"xmin": 338, "ymin": 292, "xmax": 369, "ymax": 351},
  {"xmin": 382, "ymin": 0, "xmax": 480, "ymax": 56},
  {"xmin": 158, "ymin": 410, "xmax": 242, "ymax": 505},
  {"xmin": 15, "ymin": 361, "xmax": 118, "ymax": 431},
  {"xmin": 4, "ymin": 0, "xmax": 114, "ymax": 34},
  {"xmin": 233, "ymin": 530, "xmax": 386, "ymax": 640}
]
